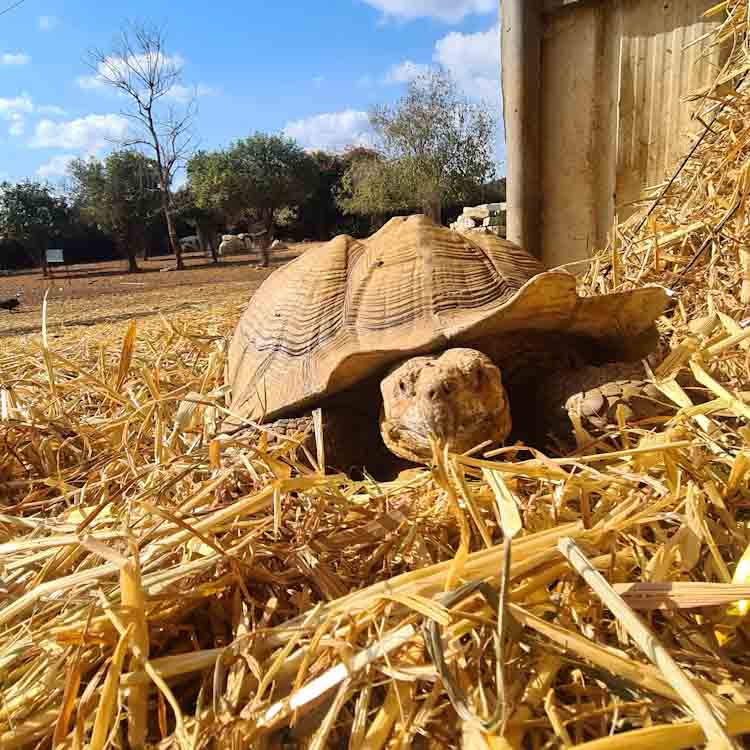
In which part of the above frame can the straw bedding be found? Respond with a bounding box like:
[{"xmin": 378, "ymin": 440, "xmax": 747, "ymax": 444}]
[{"xmin": 6, "ymin": 6, "xmax": 750, "ymax": 748}]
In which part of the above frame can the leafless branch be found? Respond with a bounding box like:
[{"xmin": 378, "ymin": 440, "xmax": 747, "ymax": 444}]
[{"xmin": 85, "ymin": 20, "xmax": 197, "ymax": 267}]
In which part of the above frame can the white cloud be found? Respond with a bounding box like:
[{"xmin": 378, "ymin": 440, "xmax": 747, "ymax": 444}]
[
  {"xmin": 30, "ymin": 114, "xmax": 130, "ymax": 152},
  {"xmin": 283, "ymin": 110, "xmax": 374, "ymax": 152},
  {"xmin": 37, "ymin": 104, "xmax": 67, "ymax": 116},
  {"xmin": 434, "ymin": 25, "xmax": 500, "ymax": 102},
  {"xmin": 76, "ymin": 74, "xmax": 101, "ymax": 90},
  {"xmin": 362, "ymin": 0, "xmax": 494, "ymax": 23},
  {"xmin": 39, "ymin": 15, "xmax": 59, "ymax": 31},
  {"xmin": 383, "ymin": 60, "xmax": 430, "ymax": 84},
  {"xmin": 0, "ymin": 94, "xmax": 33, "ymax": 136},
  {"xmin": 164, "ymin": 83, "xmax": 192, "ymax": 102},
  {"xmin": 0, "ymin": 95, "xmax": 67, "ymax": 137},
  {"xmin": 196, "ymin": 83, "xmax": 219, "ymax": 98},
  {"xmin": 0, "ymin": 94, "xmax": 33, "ymax": 117},
  {"xmin": 1, "ymin": 52, "xmax": 31, "ymax": 66},
  {"xmin": 37, "ymin": 154, "xmax": 75, "ymax": 178},
  {"xmin": 381, "ymin": 25, "xmax": 500, "ymax": 103},
  {"xmin": 77, "ymin": 52, "xmax": 217, "ymax": 105},
  {"xmin": 165, "ymin": 82, "xmax": 219, "ymax": 103},
  {"xmin": 77, "ymin": 51, "xmax": 186, "ymax": 91}
]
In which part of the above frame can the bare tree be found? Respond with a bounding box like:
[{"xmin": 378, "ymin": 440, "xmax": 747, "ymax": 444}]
[{"xmin": 87, "ymin": 22, "xmax": 195, "ymax": 270}]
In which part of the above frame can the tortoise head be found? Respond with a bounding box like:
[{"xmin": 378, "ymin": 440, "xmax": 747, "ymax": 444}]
[{"xmin": 379, "ymin": 348, "xmax": 511, "ymax": 463}]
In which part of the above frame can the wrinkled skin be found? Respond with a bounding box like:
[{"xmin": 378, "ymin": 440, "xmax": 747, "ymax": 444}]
[
  {"xmin": 241, "ymin": 332, "xmax": 682, "ymax": 477},
  {"xmin": 379, "ymin": 348, "xmax": 512, "ymax": 462}
]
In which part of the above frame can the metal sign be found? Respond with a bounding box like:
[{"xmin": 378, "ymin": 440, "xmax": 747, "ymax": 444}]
[{"xmin": 46, "ymin": 249, "xmax": 64, "ymax": 264}]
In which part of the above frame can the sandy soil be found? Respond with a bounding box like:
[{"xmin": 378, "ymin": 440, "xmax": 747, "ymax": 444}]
[{"xmin": 0, "ymin": 243, "xmax": 320, "ymax": 339}]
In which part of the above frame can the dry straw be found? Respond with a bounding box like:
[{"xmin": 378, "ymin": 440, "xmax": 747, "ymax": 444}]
[{"xmin": 6, "ymin": 4, "xmax": 750, "ymax": 746}]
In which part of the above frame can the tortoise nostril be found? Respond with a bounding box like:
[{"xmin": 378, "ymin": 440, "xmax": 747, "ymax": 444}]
[{"xmin": 428, "ymin": 388, "xmax": 437, "ymax": 401}]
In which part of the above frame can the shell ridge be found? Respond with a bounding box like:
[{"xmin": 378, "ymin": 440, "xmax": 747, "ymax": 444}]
[{"xmin": 227, "ymin": 218, "xmax": 669, "ymax": 422}]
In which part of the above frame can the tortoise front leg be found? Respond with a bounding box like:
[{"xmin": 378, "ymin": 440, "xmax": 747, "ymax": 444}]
[{"xmin": 532, "ymin": 362, "xmax": 697, "ymax": 448}]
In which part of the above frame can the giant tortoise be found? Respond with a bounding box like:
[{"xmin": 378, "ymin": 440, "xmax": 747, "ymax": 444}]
[{"xmin": 225, "ymin": 215, "xmax": 671, "ymax": 474}]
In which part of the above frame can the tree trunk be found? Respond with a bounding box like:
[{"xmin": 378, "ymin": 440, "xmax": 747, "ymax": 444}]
[
  {"xmin": 205, "ymin": 223, "xmax": 219, "ymax": 263},
  {"xmin": 197, "ymin": 222, "xmax": 219, "ymax": 263},
  {"xmin": 127, "ymin": 251, "xmax": 140, "ymax": 273},
  {"xmin": 160, "ymin": 186, "xmax": 183, "ymax": 270},
  {"xmin": 123, "ymin": 228, "xmax": 140, "ymax": 273},
  {"xmin": 422, "ymin": 194, "xmax": 442, "ymax": 225},
  {"xmin": 126, "ymin": 243, "xmax": 140, "ymax": 273},
  {"xmin": 260, "ymin": 208, "xmax": 274, "ymax": 267},
  {"xmin": 37, "ymin": 237, "xmax": 49, "ymax": 278},
  {"xmin": 195, "ymin": 223, "xmax": 206, "ymax": 255}
]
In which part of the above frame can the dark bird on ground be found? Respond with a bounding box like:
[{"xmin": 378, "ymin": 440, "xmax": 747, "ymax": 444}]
[{"xmin": 0, "ymin": 291, "xmax": 22, "ymax": 312}]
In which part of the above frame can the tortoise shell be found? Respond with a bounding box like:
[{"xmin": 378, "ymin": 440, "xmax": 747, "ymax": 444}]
[{"xmin": 228, "ymin": 214, "xmax": 669, "ymax": 422}]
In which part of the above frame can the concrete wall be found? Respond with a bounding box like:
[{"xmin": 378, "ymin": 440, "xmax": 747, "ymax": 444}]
[{"xmin": 538, "ymin": 0, "xmax": 725, "ymax": 268}]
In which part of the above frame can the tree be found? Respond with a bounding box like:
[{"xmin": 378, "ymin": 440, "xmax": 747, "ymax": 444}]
[
  {"xmin": 187, "ymin": 149, "xmax": 245, "ymax": 225},
  {"xmin": 68, "ymin": 150, "xmax": 162, "ymax": 272},
  {"xmin": 342, "ymin": 68, "xmax": 496, "ymax": 224},
  {"xmin": 336, "ymin": 148, "xmax": 406, "ymax": 221},
  {"xmin": 290, "ymin": 151, "xmax": 347, "ymax": 240},
  {"xmin": 172, "ymin": 185, "xmax": 222, "ymax": 263},
  {"xmin": 87, "ymin": 22, "xmax": 195, "ymax": 269},
  {"xmin": 0, "ymin": 181, "xmax": 70, "ymax": 276},
  {"xmin": 229, "ymin": 134, "xmax": 320, "ymax": 241},
  {"xmin": 189, "ymin": 134, "xmax": 319, "ymax": 264}
]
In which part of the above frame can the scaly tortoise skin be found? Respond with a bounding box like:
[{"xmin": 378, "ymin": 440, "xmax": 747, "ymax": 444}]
[{"xmin": 225, "ymin": 215, "xmax": 672, "ymax": 474}]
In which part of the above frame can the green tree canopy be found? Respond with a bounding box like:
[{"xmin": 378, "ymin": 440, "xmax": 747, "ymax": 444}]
[
  {"xmin": 339, "ymin": 68, "xmax": 497, "ymax": 224},
  {"xmin": 0, "ymin": 180, "xmax": 70, "ymax": 276},
  {"xmin": 291, "ymin": 151, "xmax": 348, "ymax": 240},
  {"xmin": 336, "ymin": 148, "xmax": 405, "ymax": 220},
  {"xmin": 188, "ymin": 133, "xmax": 320, "ymax": 238},
  {"xmin": 186, "ymin": 149, "xmax": 244, "ymax": 224},
  {"xmin": 68, "ymin": 150, "xmax": 162, "ymax": 272}
]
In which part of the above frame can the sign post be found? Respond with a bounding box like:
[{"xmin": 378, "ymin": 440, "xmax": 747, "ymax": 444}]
[{"xmin": 46, "ymin": 249, "xmax": 66, "ymax": 277}]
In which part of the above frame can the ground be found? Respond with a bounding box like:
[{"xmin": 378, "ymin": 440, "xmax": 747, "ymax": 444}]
[{"xmin": 0, "ymin": 244, "xmax": 321, "ymax": 339}]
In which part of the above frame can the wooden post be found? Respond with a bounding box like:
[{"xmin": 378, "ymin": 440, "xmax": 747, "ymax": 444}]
[{"xmin": 501, "ymin": 0, "xmax": 542, "ymax": 258}]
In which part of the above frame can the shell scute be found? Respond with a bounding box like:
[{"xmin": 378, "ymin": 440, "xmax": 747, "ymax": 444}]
[{"xmin": 228, "ymin": 215, "xmax": 669, "ymax": 422}]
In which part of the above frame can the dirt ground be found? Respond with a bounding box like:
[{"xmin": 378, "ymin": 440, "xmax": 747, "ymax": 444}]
[{"xmin": 0, "ymin": 243, "xmax": 319, "ymax": 339}]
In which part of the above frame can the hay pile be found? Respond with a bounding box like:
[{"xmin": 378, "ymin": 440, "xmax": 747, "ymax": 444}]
[{"xmin": 6, "ymin": 8, "xmax": 750, "ymax": 750}]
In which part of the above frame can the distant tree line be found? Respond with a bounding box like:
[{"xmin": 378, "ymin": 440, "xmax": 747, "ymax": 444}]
[
  {"xmin": 0, "ymin": 67, "xmax": 503, "ymax": 274},
  {"xmin": 0, "ymin": 171, "xmax": 176, "ymax": 274}
]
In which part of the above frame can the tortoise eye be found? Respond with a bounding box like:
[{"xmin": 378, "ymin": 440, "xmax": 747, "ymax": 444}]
[{"xmin": 399, "ymin": 380, "xmax": 408, "ymax": 393}]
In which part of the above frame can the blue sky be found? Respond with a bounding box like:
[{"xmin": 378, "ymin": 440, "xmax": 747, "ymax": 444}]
[{"xmin": 0, "ymin": 0, "xmax": 503, "ymax": 186}]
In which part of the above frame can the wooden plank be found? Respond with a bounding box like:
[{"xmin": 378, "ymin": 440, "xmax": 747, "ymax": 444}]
[
  {"xmin": 501, "ymin": 0, "xmax": 542, "ymax": 258},
  {"xmin": 614, "ymin": 0, "xmax": 724, "ymax": 222},
  {"xmin": 539, "ymin": 3, "xmax": 604, "ymax": 268},
  {"xmin": 536, "ymin": 0, "xmax": 726, "ymax": 267}
]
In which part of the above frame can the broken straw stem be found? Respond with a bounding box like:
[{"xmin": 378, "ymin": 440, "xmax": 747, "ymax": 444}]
[{"xmin": 557, "ymin": 537, "xmax": 737, "ymax": 750}]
